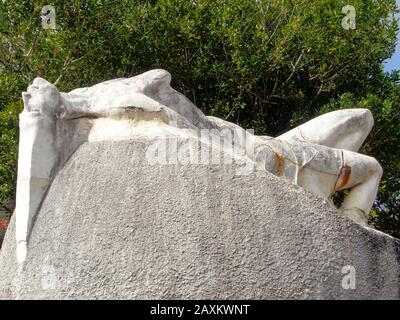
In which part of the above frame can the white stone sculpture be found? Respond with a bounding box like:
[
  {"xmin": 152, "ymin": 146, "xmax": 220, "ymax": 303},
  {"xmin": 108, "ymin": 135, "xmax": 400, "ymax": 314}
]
[{"xmin": 16, "ymin": 69, "xmax": 382, "ymax": 263}]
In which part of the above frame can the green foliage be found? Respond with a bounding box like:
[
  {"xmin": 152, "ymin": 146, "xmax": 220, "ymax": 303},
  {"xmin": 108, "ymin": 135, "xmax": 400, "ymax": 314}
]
[
  {"xmin": 0, "ymin": 101, "xmax": 19, "ymax": 215},
  {"xmin": 0, "ymin": 0, "xmax": 399, "ymax": 235}
]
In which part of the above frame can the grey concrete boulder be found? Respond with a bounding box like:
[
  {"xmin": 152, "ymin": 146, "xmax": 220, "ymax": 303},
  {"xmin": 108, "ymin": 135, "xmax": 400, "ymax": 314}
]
[{"xmin": 0, "ymin": 138, "xmax": 399, "ymax": 299}]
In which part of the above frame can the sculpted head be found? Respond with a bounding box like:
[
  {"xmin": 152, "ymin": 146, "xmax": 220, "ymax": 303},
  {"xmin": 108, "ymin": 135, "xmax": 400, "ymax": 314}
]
[{"xmin": 22, "ymin": 77, "xmax": 60, "ymax": 116}]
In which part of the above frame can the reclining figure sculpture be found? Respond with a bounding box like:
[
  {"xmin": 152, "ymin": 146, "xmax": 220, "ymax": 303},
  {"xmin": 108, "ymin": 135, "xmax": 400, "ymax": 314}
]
[{"xmin": 16, "ymin": 69, "xmax": 382, "ymax": 263}]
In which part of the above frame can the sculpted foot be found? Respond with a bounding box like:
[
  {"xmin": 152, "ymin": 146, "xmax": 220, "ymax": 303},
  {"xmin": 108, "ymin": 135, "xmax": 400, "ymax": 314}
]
[{"xmin": 341, "ymin": 208, "xmax": 369, "ymax": 226}]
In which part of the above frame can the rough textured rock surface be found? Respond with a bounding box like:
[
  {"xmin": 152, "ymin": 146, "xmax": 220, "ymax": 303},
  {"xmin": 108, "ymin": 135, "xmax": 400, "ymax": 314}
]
[{"xmin": 0, "ymin": 138, "xmax": 399, "ymax": 299}]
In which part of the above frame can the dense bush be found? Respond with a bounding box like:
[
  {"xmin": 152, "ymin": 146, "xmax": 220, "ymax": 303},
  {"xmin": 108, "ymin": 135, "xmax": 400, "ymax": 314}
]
[{"xmin": 0, "ymin": 0, "xmax": 399, "ymax": 235}]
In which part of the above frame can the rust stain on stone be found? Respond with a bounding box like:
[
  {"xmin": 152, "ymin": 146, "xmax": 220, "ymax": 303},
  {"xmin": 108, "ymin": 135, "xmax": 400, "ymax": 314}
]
[
  {"xmin": 274, "ymin": 152, "xmax": 285, "ymax": 176},
  {"xmin": 0, "ymin": 218, "xmax": 8, "ymax": 231},
  {"xmin": 336, "ymin": 164, "xmax": 351, "ymax": 191}
]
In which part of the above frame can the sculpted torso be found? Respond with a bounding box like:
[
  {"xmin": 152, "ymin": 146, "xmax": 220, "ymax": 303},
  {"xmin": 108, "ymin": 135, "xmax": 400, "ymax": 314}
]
[{"xmin": 16, "ymin": 69, "xmax": 382, "ymax": 263}]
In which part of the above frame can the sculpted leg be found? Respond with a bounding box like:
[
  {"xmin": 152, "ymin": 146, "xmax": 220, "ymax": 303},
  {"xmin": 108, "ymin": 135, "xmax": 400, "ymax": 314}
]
[
  {"xmin": 335, "ymin": 150, "xmax": 383, "ymax": 225},
  {"xmin": 254, "ymin": 139, "xmax": 343, "ymax": 199},
  {"xmin": 277, "ymin": 109, "xmax": 374, "ymax": 152},
  {"xmin": 277, "ymin": 109, "xmax": 382, "ymax": 225},
  {"xmin": 255, "ymin": 137, "xmax": 382, "ymax": 226},
  {"xmin": 296, "ymin": 167, "xmax": 338, "ymax": 199}
]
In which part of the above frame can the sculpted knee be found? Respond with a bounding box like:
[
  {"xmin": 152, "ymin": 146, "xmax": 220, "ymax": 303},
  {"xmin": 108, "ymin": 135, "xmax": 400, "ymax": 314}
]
[
  {"xmin": 337, "ymin": 108, "xmax": 374, "ymax": 135},
  {"xmin": 372, "ymin": 158, "xmax": 383, "ymax": 179},
  {"xmin": 358, "ymin": 108, "xmax": 374, "ymax": 134},
  {"xmin": 365, "ymin": 155, "xmax": 383, "ymax": 179}
]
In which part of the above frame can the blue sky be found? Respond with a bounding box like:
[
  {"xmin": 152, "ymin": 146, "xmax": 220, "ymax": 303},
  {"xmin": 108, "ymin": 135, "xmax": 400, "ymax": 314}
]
[{"xmin": 384, "ymin": 0, "xmax": 400, "ymax": 72}]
